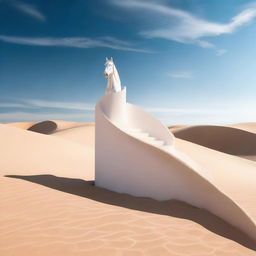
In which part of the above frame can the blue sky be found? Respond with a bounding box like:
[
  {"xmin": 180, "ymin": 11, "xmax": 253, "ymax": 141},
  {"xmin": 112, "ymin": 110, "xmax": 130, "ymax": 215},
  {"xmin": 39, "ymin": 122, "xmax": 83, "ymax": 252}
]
[{"xmin": 0, "ymin": 0, "xmax": 256, "ymax": 125}]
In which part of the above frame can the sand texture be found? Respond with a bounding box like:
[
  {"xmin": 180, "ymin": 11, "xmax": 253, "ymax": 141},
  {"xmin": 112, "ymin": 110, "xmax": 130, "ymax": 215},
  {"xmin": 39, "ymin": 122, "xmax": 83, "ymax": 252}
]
[{"xmin": 0, "ymin": 120, "xmax": 256, "ymax": 255}]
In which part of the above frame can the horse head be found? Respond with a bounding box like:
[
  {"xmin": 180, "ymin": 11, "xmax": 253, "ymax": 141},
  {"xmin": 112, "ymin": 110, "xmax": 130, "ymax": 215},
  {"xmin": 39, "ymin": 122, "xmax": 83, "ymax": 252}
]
[
  {"xmin": 104, "ymin": 57, "xmax": 121, "ymax": 93},
  {"xmin": 104, "ymin": 57, "xmax": 114, "ymax": 78}
]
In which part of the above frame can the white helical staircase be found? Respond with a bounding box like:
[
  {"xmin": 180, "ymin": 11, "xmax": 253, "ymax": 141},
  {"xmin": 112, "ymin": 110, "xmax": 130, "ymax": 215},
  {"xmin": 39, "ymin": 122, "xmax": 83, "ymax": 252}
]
[{"xmin": 95, "ymin": 87, "xmax": 256, "ymax": 241}]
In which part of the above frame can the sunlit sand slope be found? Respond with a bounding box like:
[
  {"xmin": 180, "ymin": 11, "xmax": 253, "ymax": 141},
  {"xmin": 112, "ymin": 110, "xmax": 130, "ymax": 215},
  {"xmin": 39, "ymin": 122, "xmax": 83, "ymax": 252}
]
[
  {"xmin": 0, "ymin": 124, "xmax": 94, "ymax": 180},
  {"xmin": 5, "ymin": 121, "xmax": 35, "ymax": 129},
  {"xmin": 1, "ymin": 175, "xmax": 255, "ymax": 256},
  {"xmin": 53, "ymin": 124, "xmax": 95, "ymax": 147},
  {"xmin": 230, "ymin": 123, "xmax": 256, "ymax": 134},
  {"xmin": 175, "ymin": 138, "xmax": 256, "ymax": 222}
]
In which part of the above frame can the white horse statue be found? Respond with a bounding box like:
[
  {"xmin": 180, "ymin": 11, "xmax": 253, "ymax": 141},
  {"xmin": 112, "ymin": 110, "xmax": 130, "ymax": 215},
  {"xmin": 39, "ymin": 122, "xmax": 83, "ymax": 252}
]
[{"xmin": 104, "ymin": 57, "xmax": 122, "ymax": 94}]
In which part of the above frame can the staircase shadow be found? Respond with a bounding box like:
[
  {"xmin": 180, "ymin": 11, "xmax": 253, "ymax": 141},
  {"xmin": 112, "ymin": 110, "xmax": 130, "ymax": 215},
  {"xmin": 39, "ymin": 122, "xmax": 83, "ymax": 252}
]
[{"xmin": 5, "ymin": 174, "xmax": 256, "ymax": 250}]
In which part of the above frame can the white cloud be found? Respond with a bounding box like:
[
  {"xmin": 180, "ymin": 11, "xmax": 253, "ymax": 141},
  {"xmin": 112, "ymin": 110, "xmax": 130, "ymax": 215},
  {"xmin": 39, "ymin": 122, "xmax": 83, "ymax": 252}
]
[
  {"xmin": 111, "ymin": 0, "xmax": 256, "ymax": 50},
  {"xmin": 0, "ymin": 99, "xmax": 95, "ymax": 111},
  {"xmin": 11, "ymin": 0, "xmax": 46, "ymax": 22},
  {"xmin": 145, "ymin": 107, "xmax": 227, "ymax": 115},
  {"xmin": 100, "ymin": 36, "xmax": 135, "ymax": 46},
  {"xmin": 0, "ymin": 103, "xmax": 30, "ymax": 108},
  {"xmin": 166, "ymin": 71, "xmax": 193, "ymax": 79},
  {"xmin": 0, "ymin": 99, "xmax": 95, "ymax": 123},
  {"xmin": 197, "ymin": 40, "xmax": 215, "ymax": 49},
  {"xmin": 0, "ymin": 35, "xmax": 152, "ymax": 53},
  {"xmin": 145, "ymin": 106, "xmax": 256, "ymax": 125},
  {"xmin": 0, "ymin": 111, "xmax": 93, "ymax": 123},
  {"xmin": 25, "ymin": 99, "xmax": 94, "ymax": 111},
  {"xmin": 216, "ymin": 49, "xmax": 227, "ymax": 56}
]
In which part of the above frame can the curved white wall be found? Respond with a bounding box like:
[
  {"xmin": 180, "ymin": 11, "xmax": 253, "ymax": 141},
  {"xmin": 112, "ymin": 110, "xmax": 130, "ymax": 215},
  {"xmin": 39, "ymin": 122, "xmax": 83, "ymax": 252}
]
[
  {"xmin": 95, "ymin": 88, "xmax": 256, "ymax": 241},
  {"xmin": 126, "ymin": 103, "xmax": 175, "ymax": 146},
  {"xmin": 98, "ymin": 87, "xmax": 127, "ymax": 127}
]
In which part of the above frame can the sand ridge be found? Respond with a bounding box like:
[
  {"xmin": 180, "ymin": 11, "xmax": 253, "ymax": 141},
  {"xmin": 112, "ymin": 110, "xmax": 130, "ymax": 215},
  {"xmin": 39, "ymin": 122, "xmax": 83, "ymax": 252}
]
[
  {"xmin": 230, "ymin": 123, "xmax": 256, "ymax": 134},
  {"xmin": 173, "ymin": 125, "xmax": 256, "ymax": 159}
]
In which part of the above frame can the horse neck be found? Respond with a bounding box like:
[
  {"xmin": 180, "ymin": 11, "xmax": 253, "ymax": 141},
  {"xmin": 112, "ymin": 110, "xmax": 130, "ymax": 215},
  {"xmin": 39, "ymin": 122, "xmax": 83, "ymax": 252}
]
[
  {"xmin": 107, "ymin": 74, "xmax": 112, "ymax": 88},
  {"xmin": 112, "ymin": 65, "xmax": 121, "ymax": 88}
]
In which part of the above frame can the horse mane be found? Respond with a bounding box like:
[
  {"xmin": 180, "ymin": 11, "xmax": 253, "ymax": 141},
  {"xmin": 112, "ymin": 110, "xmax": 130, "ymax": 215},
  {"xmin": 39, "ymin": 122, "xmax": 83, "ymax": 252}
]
[{"xmin": 113, "ymin": 63, "xmax": 121, "ymax": 90}]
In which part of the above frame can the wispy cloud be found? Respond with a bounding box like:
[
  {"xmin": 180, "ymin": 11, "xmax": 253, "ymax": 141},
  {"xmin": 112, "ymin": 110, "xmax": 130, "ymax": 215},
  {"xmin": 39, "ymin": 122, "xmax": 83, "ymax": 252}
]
[
  {"xmin": 0, "ymin": 111, "xmax": 93, "ymax": 123},
  {"xmin": 25, "ymin": 99, "xmax": 94, "ymax": 111},
  {"xmin": 1, "ymin": 100, "xmax": 255, "ymax": 125},
  {"xmin": 145, "ymin": 107, "xmax": 227, "ymax": 115},
  {"xmin": 11, "ymin": 0, "xmax": 46, "ymax": 22},
  {"xmin": 145, "ymin": 106, "xmax": 256, "ymax": 125},
  {"xmin": 216, "ymin": 49, "xmax": 227, "ymax": 56},
  {"xmin": 0, "ymin": 99, "xmax": 95, "ymax": 123},
  {"xmin": 0, "ymin": 35, "xmax": 152, "ymax": 53},
  {"xmin": 0, "ymin": 103, "xmax": 31, "ymax": 108},
  {"xmin": 111, "ymin": 0, "xmax": 256, "ymax": 52},
  {"xmin": 0, "ymin": 99, "xmax": 95, "ymax": 111},
  {"xmin": 166, "ymin": 71, "xmax": 193, "ymax": 79},
  {"xmin": 99, "ymin": 36, "xmax": 135, "ymax": 46}
]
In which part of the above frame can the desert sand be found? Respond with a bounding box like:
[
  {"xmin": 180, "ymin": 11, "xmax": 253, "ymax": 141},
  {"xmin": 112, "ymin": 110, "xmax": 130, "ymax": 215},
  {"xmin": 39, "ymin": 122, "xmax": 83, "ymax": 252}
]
[
  {"xmin": 230, "ymin": 123, "xmax": 256, "ymax": 134},
  {"xmin": 0, "ymin": 120, "xmax": 256, "ymax": 255}
]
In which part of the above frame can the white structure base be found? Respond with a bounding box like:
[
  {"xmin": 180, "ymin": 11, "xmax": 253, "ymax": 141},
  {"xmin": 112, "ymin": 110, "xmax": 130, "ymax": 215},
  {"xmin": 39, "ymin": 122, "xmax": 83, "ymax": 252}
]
[{"xmin": 95, "ymin": 88, "xmax": 256, "ymax": 241}]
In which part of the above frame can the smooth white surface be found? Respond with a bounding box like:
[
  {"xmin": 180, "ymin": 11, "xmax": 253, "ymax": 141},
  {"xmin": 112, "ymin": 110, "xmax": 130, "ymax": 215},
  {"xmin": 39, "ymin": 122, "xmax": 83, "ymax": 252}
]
[
  {"xmin": 95, "ymin": 88, "xmax": 256, "ymax": 241},
  {"xmin": 126, "ymin": 103, "xmax": 175, "ymax": 146}
]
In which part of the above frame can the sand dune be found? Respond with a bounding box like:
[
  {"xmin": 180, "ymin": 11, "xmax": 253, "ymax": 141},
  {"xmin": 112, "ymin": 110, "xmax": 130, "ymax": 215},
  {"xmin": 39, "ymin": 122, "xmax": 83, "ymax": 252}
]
[
  {"xmin": 1, "ymin": 121, "xmax": 256, "ymax": 255},
  {"xmin": 5, "ymin": 120, "xmax": 93, "ymax": 146},
  {"xmin": 173, "ymin": 125, "xmax": 256, "ymax": 158},
  {"xmin": 0, "ymin": 124, "xmax": 94, "ymax": 180},
  {"xmin": 169, "ymin": 125, "xmax": 188, "ymax": 132},
  {"xmin": 175, "ymin": 138, "xmax": 256, "ymax": 223},
  {"xmin": 49, "ymin": 120, "xmax": 92, "ymax": 132},
  {"xmin": 5, "ymin": 120, "xmax": 90, "ymax": 134},
  {"xmin": 169, "ymin": 123, "xmax": 256, "ymax": 134},
  {"xmin": 53, "ymin": 123, "xmax": 95, "ymax": 147},
  {"xmin": 6, "ymin": 121, "xmax": 36, "ymax": 130},
  {"xmin": 230, "ymin": 123, "xmax": 256, "ymax": 134},
  {"xmin": 28, "ymin": 120, "xmax": 58, "ymax": 134}
]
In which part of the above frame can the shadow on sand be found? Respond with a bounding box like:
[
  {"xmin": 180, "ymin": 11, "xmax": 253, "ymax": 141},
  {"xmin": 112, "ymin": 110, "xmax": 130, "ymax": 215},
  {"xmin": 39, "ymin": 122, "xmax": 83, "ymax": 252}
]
[
  {"xmin": 28, "ymin": 120, "xmax": 57, "ymax": 134},
  {"xmin": 5, "ymin": 174, "xmax": 256, "ymax": 250}
]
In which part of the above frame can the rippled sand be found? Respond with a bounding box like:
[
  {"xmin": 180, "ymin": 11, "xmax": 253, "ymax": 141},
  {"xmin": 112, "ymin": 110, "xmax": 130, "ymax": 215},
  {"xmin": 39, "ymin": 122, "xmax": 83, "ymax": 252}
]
[{"xmin": 0, "ymin": 121, "xmax": 255, "ymax": 255}]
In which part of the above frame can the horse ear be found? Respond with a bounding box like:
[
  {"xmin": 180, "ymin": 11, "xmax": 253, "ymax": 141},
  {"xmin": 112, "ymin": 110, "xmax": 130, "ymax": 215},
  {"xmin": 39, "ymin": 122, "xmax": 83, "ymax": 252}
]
[
  {"xmin": 105, "ymin": 57, "xmax": 108, "ymax": 61},
  {"xmin": 110, "ymin": 57, "xmax": 113, "ymax": 62}
]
